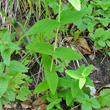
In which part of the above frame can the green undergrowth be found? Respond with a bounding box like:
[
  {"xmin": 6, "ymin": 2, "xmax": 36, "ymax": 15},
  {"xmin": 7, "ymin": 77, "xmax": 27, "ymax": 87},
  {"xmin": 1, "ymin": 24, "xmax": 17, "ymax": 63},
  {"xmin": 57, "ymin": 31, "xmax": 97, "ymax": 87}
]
[{"xmin": 0, "ymin": 0, "xmax": 110, "ymax": 110}]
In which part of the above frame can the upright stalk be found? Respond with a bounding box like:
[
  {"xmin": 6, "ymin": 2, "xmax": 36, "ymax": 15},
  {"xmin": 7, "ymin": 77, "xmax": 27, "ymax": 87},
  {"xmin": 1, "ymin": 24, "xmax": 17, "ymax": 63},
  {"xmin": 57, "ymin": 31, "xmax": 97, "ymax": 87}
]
[{"xmin": 50, "ymin": 0, "xmax": 61, "ymax": 72}]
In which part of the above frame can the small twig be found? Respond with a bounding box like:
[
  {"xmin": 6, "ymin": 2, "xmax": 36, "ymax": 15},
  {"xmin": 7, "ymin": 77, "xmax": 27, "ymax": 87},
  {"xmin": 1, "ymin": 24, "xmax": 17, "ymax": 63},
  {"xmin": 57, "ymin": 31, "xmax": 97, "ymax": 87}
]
[
  {"xmin": 70, "ymin": 104, "xmax": 81, "ymax": 110},
  {"xmin": 100, "ymin": 54, "xmax": 107, "ymax": 64}
]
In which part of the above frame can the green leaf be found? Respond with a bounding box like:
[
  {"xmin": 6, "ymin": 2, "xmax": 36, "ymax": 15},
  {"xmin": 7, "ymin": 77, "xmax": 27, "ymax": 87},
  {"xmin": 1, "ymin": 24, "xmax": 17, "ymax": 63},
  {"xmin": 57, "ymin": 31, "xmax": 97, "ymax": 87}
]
[
  {"xmin": 100, "ymin": 18, "xmax": 110, "ymax": 27},
  {"xmin": 98, "ymin": 96, "xmax": 107, "ymax": 107},
  {"xmin": 0, "ymin": 102, "xmax": 2, "ymax": 110},
  {"xmin": 66, "ymin": 70, "xmax": 81, "ymax": 79},
  {"xmin": 0, "ymin": 77, "xmax": 8, "ymax": 96},
  {"xmin": 49, "ymin": 2, "xmax": 59, "ymax": 14},
  {"xmin": 87, "ymin": 4, "xmax": 93, "ymax": 15},
  {"xmin": 94, "ymin": 28, "xmax": 104, "ymax": 38},
  {"xmin": 46, "ymin": 102, "xmax": 54, "ymax": 110},
  {"xmin": 89, "ymin": 33, "xmax": 95, "ymax": 40},
  {"xmin": 98, "ymin": 40, "xmax": 106, "ymax": 47},
  {"xmin": 98, "ymin": 89, "xmax": 110, "ymax": 107},
  {"xmin": 68, "ymin": 0, "xmax": 81, "ymax": 11},
  {"xmin": 108, "ymin": 52, "xmax": 110, "ymax": 57},
  {"xmin": 46, "ymin": 72, "xmax": 58, "ymax": 95},
  {"xmin": 5, "ymin": 88, "xmax": 16, "ymax": 101},
  {"xmin": 58, "ymin": 77, "xmax": 72, "ymax": 87},
  {"xmin": 42, "ymin": 54, "xmax": 55, "ymax": 73},
  {"xmin": 77, "ymin": 64, "xmax": 85, "ymax": 73},
  {"xmin": 106, "ymin": 40, "xmax": 110, "ymax": 47},
  {"xmin": 44, "ymin": 30, "xmax": 56, "ymax": 39},
  {"xmin": 77, "ymin": 94, "xmax": 100, "ymax": 110},
  {"xmin": 55, "ymin": 65, "xmax": 64, "ymax": 73},
  {"xmin": 34, "ymin": 80, "xmax": 49, "ymax": 93},
  {"xmin": 26, "ymin": 42, "xmax": 54, "ymax": 55},
  {"xmin": 87, "ymin": 22, "xmax": 94, "ymax": 32},
  {"xmin": 54, "ymin": 47, "xmax": 82, "ymax": 60},
  {"xmin": 59, "ymin": 10, "xmax": 86, "ymax": 25},
  {"xmin": 66, "ymin": 90, "xmax": 73, "ymax": 106},
  {"xmin": 81, "ymin": 102, "xmax": 92, "ymax": 110},
  {"xmin": 83, "ymin": 17, "xmax": 92, "ymax": 24},
  {"xmin": 71, "ymin": 80, "xmax": 79, "ymax": 98},
  {"xmin": 27, "ymin": 19, "xmax": 60, "ymax": 35},
  {"xmin": 79, "ymin": 77, "xmax": 86, "ymax": 89},
  {"xmin": 49, "ymin": 91, "xmax": 58, "ymax": 100},
  {"xmin": 78, "ymin": 89, "xmax": 85, "ymax": 98},
  {"xmin": 82, "ymin": 86, "xmax": 91, "ymax": 97},
  {"xmin": 82, "ymin": 65, "xmax": 93, "ymax": 77},
  {"xmin": 55, "ymin": 103, "xmax": 62, "ymax": 109},
  {"xmin": 7, "ymin": 42, "xmax": 20, "ymax": 50},
  {"xmin": 0, "ymin": 28, "xmax": 8, "ymax": 38},
  {"xmin": 77, "ymin": 20, "xmax": 87, "ymax": 31},
  {"xmin": 74, "ymin": 19, "xmax": 86, "ymax": 31},
  {"xmin": 1, "ymin": 49, "xmax": 10, "ymax": 66},
  {"xmin": 58, "ymin": 90, "xmax": 68, "ymax": 98},
  {"xmin": 100, "ymin": 29, "xmax": 110, "ymax": 40},
  {"xmin": 76, "ymin": 94, "xmax": 89, "ymax": 104},
  {"xmin": 86, "ymin": 77, "xmax": 94, "ymax": 87},
  {"xmin": 0, "ymin": 62, "xmax": 5, "ymax": 75},
  {"xmin": 16, "ymin": 86, "xmax": 31, "ymax": 101},
  {"xmin": 1, "ymin": 96, "xmax": 10, "ymax": 105},
  {"xmin": 89, "ymin": 97, "xmax": 101, "ymax": 108},
  {"xmin": 94, "ymin": 40, "xmax": 102, "ymax": 48},
  {"xmin": 9, "ymin": 73, "xmax": 27, "ymax": 89},
  {"xmin": 22, "ymin": 59, "xmax": 31, "ymax": 66},
  {"xmin": 54, "ymin": 98, "xmax": 62, "ymax": 104},
  {"xmin": 2, "ymin": 31, "xmax": 11, "ymax": 42},
  {"xmin": 10, "ymin": 60, "xmax": 28, "ymax": 72}
]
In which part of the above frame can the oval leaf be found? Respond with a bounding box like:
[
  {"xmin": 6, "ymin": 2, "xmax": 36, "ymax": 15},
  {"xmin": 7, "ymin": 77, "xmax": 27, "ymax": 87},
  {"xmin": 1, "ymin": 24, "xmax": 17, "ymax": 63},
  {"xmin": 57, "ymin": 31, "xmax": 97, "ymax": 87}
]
[
  {"xmin": 58, "ymin": 78, "xmax": 72, "ymax": 87},
  {"xmin": 10, "ymin": 60, "xmax": 28, "ymax": 72},
  {"xmin": 98, "ymin": 40, "xmax": 106, "ymax": 47},
  {"xmin": 82, "ymin": 65, "xmax": 93, "ymax": 77},
  {"xmin": 86, "ymin": 77, "xmax": 94, "ymax": 87},
  {"xmin": 79, "ymin": 77, "xmax": 86, "ymax": 89},
  {"xmin": 54, "ymin": 47, "xmax": 82, "ymax": 60},
  {"xmin": 0, "ymin": 77, "xmax": 8, "ymax": 96},
  {"xmin": 26, "ymin": 42, "xmax": 54, "ymax": 55},
  {"xmin": 42, "ymin": 54, "xmax": 55, "ymax": 73},
  {"xmin": 65, "ymin": 70, "xmax": 81, "ymax": 79},
  {"xmin": 34, "ymin": 80, "xmax": 49, "ymax": 93},
  {"xmin": 46, "ymin": 72, "xmax": 58, "ymax": 95},
  {"xmin": 94, "ymin": 28, "xmax": 104, "ymax": 38},
  {"xmin": 68, "ymin": 0, "xmax": 81, "ymax": 11},
  {"xmin": 59, "ymin": 10, "xmax": 86, "ymax": 25},
  {"xmin": 1, "ymin": 49, "xmax": 10, "ymax": 66},
  {"xmin": 71, "ymin": 80, "xmax": 79, "ymax": 98},
  {"xmin": 66, "ymin": 90, "xmax": 73, "ymax": 106},
  {"xmin": 27, "ymin": 19, "xmax": 60, "ymax": 35}
]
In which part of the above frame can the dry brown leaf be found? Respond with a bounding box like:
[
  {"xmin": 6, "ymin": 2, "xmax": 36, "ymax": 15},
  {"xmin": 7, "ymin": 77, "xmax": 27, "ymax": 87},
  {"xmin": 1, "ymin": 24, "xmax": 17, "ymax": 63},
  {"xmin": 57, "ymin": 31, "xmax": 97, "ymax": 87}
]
[
  {"xmin": 91, "ymin": 66, "xmax": 100, "ymax": 73},
  {"xmin": 72, "ymin": 38, "xmax": 91, "ymax": 54},
  {"xmin": 2, "ymin": 16, "xmax": 13, "ymax": 27},
  {"xmin": 4, "ymin": 104, "xmax": 13, "ymax": 109},
  {"xmin": 20, "ymin": 100, "xmax": 32, "ymax": 109},
  {"xmin": 37, "ymin": 104, "xmax": 47, "ymax": 110},
  {"xmin": 32, "ymin": 96, "xmax": 48, "ymax": 109},
  {"xmin": 89, "ymin": 53, "xmax": 95, "ymax": 61}
]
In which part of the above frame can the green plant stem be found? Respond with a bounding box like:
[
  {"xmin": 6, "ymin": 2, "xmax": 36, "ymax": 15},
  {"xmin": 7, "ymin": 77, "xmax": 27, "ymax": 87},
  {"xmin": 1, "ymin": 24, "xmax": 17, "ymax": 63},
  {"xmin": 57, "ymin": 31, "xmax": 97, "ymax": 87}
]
[
  {"xmin": 44, "ymin": 0, "xmax": 50, "ymax": 20},
  {"xmin": 55, "ymin": 58, "xmax": 67, "ymax": 69},
  {"xmin": 58, "ymin": 0, "xmax": 61, "ymax": 23},
  {"xmin": 50, "ymin": 0, "xmax": 61, "ymax": 73},
  {"xmin": 0, "ymin": 10, "xmax": 21, "ymax": 38},
  {"xmin": 17, "ymin": 22, "xmax": 41, "ymax": 67}
]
